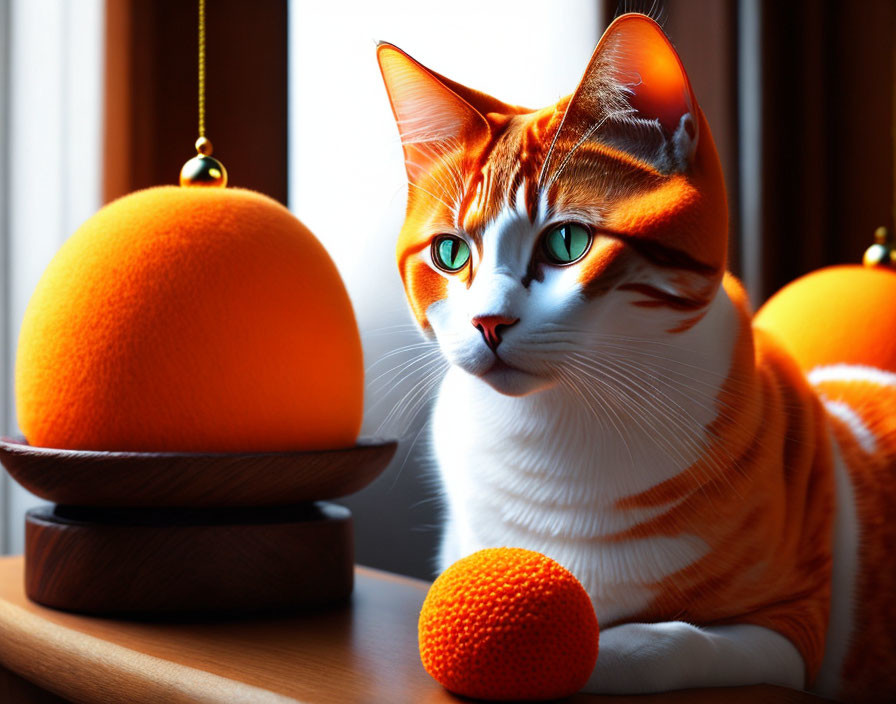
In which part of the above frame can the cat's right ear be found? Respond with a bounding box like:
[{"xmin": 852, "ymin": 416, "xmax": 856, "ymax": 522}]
[
  {"xmin": 545, "ymin": 14, "xmax": 700, "ymax": 175},
  {"xmin": 377, "ymin": 43, "xmax": 489, "ymax": 183}
]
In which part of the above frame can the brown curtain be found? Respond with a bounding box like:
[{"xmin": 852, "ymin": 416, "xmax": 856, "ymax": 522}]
[
  {"xmin": 755, "ymin": 0, "xmax": 895, "ymax": 302},
  {"xmin": 104, "ymin": 0, "xmax": 288, "ymax": 205}
]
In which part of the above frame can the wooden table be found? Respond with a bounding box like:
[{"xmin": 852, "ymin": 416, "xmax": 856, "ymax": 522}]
[{"xmin": 0, "ymin": 556, "xmax": 827, "ymax": 703}]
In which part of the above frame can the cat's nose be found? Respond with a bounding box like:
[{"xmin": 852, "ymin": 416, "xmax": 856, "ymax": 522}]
[{"xmin": 472, "ymin": 315, "xmax": 519, "ymax": 352}]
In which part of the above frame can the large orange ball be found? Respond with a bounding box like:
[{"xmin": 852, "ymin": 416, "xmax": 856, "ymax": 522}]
[
  {"xmin": 15, "ymin": 186, "xmax": 362, "ymax": 452},
  {"xmin": 754, "ymin": 265, "xmax": 896, "ymax": 374},
  {"xmin": 419, "ymin": 547, "xmax": 599, "ymax": 701}
]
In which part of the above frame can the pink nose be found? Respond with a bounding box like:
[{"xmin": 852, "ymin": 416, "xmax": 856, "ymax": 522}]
[{"xmin": 472, "ymin": 315, "xmax": 519, "ymax": 352}]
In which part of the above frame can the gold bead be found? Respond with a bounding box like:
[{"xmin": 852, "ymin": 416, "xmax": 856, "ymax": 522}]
[
  {"xmin": 180, "ymin": 154, "xmax": 227, "ymax": 188},
  {"xmin": 864, "ymin": 244, "xmax": 891, "ymax": 267},
  {"xmin": 864, "ymin": 227, "xmax": 896, "ymax": 268},
  {"xmin": 195, "ymin": 136, "xmax": 213, "ymax": 156}
]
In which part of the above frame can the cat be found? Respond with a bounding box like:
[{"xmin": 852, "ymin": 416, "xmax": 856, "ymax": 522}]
[{"xmin": 377, "ymin": 12, "xmax": 895, "ymax": 702}]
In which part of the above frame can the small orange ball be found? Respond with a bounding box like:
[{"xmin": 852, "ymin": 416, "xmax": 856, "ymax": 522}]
[
  {"xmin": 15, "ymin": 186, "xmax": 362, "ymax": 452},
  {"xmin": 418, "ymin": 547, "xmax": 599, "ymax": 701}
]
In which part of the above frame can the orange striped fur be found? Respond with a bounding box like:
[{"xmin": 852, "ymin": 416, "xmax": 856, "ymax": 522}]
[
  {"xmin": 618, "ymin": 275, "xmax": 835, "ymax": 686},
  {"xmin": 812, "ymin": 375, "xmax": 896, "ymax": 702}
]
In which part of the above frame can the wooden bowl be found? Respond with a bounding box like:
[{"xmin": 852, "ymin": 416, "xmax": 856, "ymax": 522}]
[{"xmin": 0, "ymin": 436, "xmax": 397, "ymax": 508}]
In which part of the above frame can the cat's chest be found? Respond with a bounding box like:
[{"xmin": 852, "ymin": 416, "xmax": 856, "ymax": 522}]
[{"xmin": 431, "ymin": 367, "xmax": 711, "ymax": 624}]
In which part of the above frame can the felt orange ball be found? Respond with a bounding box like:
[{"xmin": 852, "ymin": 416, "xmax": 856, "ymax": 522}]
[
  {"xmin": 15, "ymin": 186, "xmax": 362, "ymax": 452},
  {"xmin": 418, "ymin": 547, "xmax": 599, "ymax": 701},
  {"xmin": 754, "ymin": 265, "xmax": 896, "ymax": 374}
]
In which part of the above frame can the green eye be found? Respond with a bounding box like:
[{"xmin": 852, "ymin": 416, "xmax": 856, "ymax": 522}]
[
  {"xmin": 432, "ymin": 235, "xmax": 471, "ymax": 272},
  {"xmin": 543, "ymin": 223, "xmax": 591, "ymax": 264}
]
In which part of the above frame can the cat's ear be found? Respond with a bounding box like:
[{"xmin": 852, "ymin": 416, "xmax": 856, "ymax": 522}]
[
  {"xmin": 377, "ymin": 43, "xmax": 490, "ymax": 183},
  {"xmin": 551, "ymin": 14, "xmax": 698, "ymax": 173}
]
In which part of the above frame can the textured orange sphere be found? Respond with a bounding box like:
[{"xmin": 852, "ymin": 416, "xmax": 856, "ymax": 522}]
[
  {"xmin": 15, "ymin": 186, "xmax": 362, "ymax": 452},
  {"xmin": 418, "ymin": 547, "xmax": 599, "ymax": 701},
  {"xmin": 755, "ymin": 265, "xmax": 896, "ymax": 373}
]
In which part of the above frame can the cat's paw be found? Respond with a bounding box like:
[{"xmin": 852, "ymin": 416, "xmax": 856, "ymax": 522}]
[
  {"xmin": 584, "ymin": 622, "xmax": 698, "ymax": 694},
  {"xmin": 582, "ymin": 621, "xmax": 804, "ymax": 694}
]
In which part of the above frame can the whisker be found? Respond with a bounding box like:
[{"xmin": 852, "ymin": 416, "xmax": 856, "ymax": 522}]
[
  {"xmin": 364, "ymin": 352, "xmax": 445, "ymax": 420},
  {"xmin": 387, "ymin": 416, "xmax": 432, "ymax": 493},
  {"xmin": 529, "ymin": 327, "xmax": 751, "ymax": 389},
  {"xmin": 560, "ymin": 362, "xmax": 637, "ymax": 469},
  {"xmin": 366, "ymin": 349, "xmax": 443, "ymax": 396},
  {"xmin": 572, "ymin": 354, "xmax": 746, "ymax": 501},
  {"xmin": 570, "ymin": 356, "xmax": 698, "ymax": 475},
  {"xmin": 375, "ymin": 360, "xmax": 448, "ymax": 437},
  {"xmin": 361, "ymin": 322, "xmax": 420, "ymax": 335},
  {"xmin": 365, "ymin": 343, "xmax": 441, "ymax": 374}
]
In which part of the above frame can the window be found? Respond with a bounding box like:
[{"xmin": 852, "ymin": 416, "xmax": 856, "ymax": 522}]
[{"xmin": 1, "ymin": 0, "xmax": 104, "ymax": 554}]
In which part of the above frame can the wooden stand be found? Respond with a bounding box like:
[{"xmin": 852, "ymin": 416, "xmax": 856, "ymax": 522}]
[
  {"xmin": 24, "ymin": 504, "xmax": 353, "ymax": 615},
  {"xmin": 0, "ymin": 436, "xmax": 397, "ymax": 616}
]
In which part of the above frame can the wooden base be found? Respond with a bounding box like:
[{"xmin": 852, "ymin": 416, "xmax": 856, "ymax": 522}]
[
  {"xmin": 24, "ymin": 503, "xmax": 353, "ymax": 616},
  {"xmin": 0, "ymin": 436, "xmax": 397, "ymax": 508}
]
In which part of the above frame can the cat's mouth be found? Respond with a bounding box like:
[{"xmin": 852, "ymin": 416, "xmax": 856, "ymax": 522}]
[
  {"xmin": 477, "ymin": 355, "xmax": 548, "ymax": 396},
  {"xmin": 487, "ymin": 357, "xmax": 523, "ymax": 374}
]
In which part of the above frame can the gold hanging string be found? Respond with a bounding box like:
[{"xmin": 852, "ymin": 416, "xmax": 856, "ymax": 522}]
[
  {"xmin": 198, "ymin": 0, "xmax": 206, "ymax": 141},
  {"xmin": 179, "ymin": 0, "xmax": 227, "ymax": 187}
]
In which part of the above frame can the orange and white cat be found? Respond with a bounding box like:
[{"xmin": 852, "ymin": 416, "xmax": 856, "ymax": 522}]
[{"xmin": 378, "ymin": 13, "xmax": 895, "ymax": 702}]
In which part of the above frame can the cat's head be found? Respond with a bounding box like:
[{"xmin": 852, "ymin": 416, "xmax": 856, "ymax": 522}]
[{"xmin": 377, "ymin": 14, "xmax": 727, "ymax": 397}]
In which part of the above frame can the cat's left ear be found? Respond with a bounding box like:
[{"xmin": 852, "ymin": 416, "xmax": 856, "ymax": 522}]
[{"xmin": 552, "ymin": 14, "xmax": 699, "ymax": 173}]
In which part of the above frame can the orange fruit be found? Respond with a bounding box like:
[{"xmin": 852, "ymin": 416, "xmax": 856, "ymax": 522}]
[
  {"xmin": 418, "ymin": 547, "xmax": 599, "ymax": 701},
  {"xmin": 15, "ymin": 186, "xmax": 362, "ymax": 452}
]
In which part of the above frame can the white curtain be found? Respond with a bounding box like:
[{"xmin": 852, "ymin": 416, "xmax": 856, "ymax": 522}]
[{"xmin": 1, "ymin": 0, "xmax": 104, "ymax": 554}]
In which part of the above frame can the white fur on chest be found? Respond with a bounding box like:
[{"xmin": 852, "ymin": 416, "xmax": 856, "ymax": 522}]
[
  {"xmin": 433, "ymin": 384, "xmax": 707, "ymax": 623},
  {"xmin": 432, "ymin": 368, "xmax": 710, "ymax": 623},
  {"xmin": 430, "ymin": 292, "xmax": 739, "ymax": 624}
]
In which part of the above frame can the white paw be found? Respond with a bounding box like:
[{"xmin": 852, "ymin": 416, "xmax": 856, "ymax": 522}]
[
  {"xmin": 582, "ymin": 621, "xmax": 804, "ymax": 695},
  {"xmin": 585, "ymin": 622, "xmax": 701, "ymax": 694}
]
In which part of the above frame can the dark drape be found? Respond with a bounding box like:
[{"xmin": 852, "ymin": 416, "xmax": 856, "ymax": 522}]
[{"xmin": 104, "ymin": 0, "xmax": 289, "ymax": 205}]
